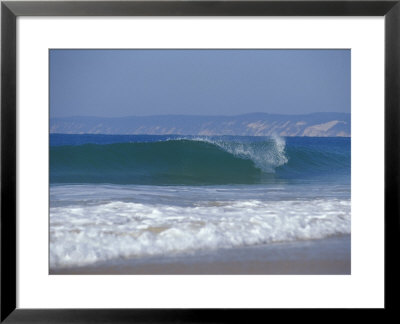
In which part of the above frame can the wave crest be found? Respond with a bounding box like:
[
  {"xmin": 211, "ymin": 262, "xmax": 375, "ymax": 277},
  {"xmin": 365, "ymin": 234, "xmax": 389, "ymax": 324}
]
[
  {"xmin": 50, "ymin": 136, "xmax": 349, "ymax": 185},
  {"xmin": 50, "ymin": 137, "xmax": 289, "ymax": 185},
  {"xmin": 172, "ymin": 135, "xmax": 288, "ymax": 172}
]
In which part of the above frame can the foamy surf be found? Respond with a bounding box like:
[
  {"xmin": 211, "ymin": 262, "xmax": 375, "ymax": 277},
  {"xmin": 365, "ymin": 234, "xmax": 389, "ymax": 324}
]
[{"xmin": 50, "ymin": 185, "xmax": 350, "ymax": 268}]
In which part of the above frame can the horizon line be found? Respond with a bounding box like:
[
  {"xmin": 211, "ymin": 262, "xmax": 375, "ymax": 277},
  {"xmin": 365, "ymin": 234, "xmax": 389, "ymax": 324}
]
[{"xmin": 51, "ymin": 111, "xmax": 350, "ymax": 119}]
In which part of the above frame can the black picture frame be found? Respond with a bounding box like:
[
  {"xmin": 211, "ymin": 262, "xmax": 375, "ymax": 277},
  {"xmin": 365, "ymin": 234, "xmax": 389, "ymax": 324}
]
[{"xmin": 1, "ymin": 0, "xmax": 399, "ymax": 322}]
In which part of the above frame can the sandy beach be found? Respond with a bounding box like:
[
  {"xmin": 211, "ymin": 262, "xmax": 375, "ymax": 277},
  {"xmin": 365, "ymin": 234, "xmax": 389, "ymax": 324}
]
[{"xmin": 50, "ymin": 235, "xmax": 350, "ymax": 275}]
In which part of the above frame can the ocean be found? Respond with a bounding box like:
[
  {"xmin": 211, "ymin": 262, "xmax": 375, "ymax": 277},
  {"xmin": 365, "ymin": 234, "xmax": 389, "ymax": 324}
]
[{"xmin": 49, "ymin": 134, "xmax": 351, "ymax": 273}]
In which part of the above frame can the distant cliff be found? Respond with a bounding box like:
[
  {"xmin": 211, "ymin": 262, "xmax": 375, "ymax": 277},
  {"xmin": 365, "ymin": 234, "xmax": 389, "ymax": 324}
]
[{"xmin": 50, "ymin": 112, "xmax": 350, "ymax": 137}]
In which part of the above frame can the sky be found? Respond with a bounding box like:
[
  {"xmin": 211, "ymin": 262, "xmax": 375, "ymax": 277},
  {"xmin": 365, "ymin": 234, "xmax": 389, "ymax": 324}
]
[{"xmin": 50, "ymin": 49, "xmax": 350, "ymax": 118}]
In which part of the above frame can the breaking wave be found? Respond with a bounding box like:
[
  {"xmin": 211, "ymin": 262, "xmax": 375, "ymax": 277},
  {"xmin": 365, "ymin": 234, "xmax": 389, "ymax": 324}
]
[{"xmin": 50, "ymin": 136, "xmax": 349, "ymax": 185}]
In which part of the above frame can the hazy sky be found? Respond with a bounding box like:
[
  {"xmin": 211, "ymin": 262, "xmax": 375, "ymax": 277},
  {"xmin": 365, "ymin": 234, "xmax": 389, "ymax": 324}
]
[{"xmin": 50, "ymin": 49, "xmax": 350, "ymax": 118}]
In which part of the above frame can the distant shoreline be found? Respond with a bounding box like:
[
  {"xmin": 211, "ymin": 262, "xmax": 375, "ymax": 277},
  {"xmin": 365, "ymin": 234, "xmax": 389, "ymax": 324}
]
[
  {"xmin": 50, "ymin": 112, "xmax": 350, "ymax": 137},
  {"xmin": 49, "ymin": 133, "xmax": 351, "ymax": 138}
]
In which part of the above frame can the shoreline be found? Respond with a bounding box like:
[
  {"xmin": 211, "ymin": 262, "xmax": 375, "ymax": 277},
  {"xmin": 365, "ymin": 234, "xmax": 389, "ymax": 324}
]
[{"xmin": 50, "ymin": 235, "xmax": 350, "ymax": 275}]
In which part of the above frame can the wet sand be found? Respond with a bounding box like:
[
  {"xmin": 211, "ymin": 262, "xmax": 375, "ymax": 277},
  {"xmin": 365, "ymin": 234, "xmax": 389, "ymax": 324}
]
[{"xmin": 50, "ymin": 235, "xmax": 350, "ymax": 275}]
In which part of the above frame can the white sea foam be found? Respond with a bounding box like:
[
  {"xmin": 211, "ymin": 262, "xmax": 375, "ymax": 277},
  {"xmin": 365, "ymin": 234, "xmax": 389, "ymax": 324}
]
[
  {"xmin": 50, "ymin": 194, "xmax": 350, "ymax": 268},
  {"xmin": 169, "ymin": 135, "xmax": 288, "ymax": 173},
  {"xmin": 212, "ymin": 136, "xmax": 288, "ymax": 172}
]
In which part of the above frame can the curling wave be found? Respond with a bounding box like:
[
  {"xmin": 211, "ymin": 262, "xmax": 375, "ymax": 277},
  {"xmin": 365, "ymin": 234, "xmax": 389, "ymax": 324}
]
[{"xmin": 50, "ymin": 136, "xmax": 349, "ymax": 185}]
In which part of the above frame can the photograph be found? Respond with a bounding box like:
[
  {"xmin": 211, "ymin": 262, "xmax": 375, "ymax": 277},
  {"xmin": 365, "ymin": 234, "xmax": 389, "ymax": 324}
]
[{"xmin": 49, "ymin": 49, "xmax": 351, "ymax": 275}]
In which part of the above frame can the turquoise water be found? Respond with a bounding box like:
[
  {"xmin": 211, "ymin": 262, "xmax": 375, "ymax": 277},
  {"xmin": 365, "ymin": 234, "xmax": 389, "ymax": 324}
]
[{"xmin": 50, "ymin": 135, "xmax": 350, "ymax": 185}]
